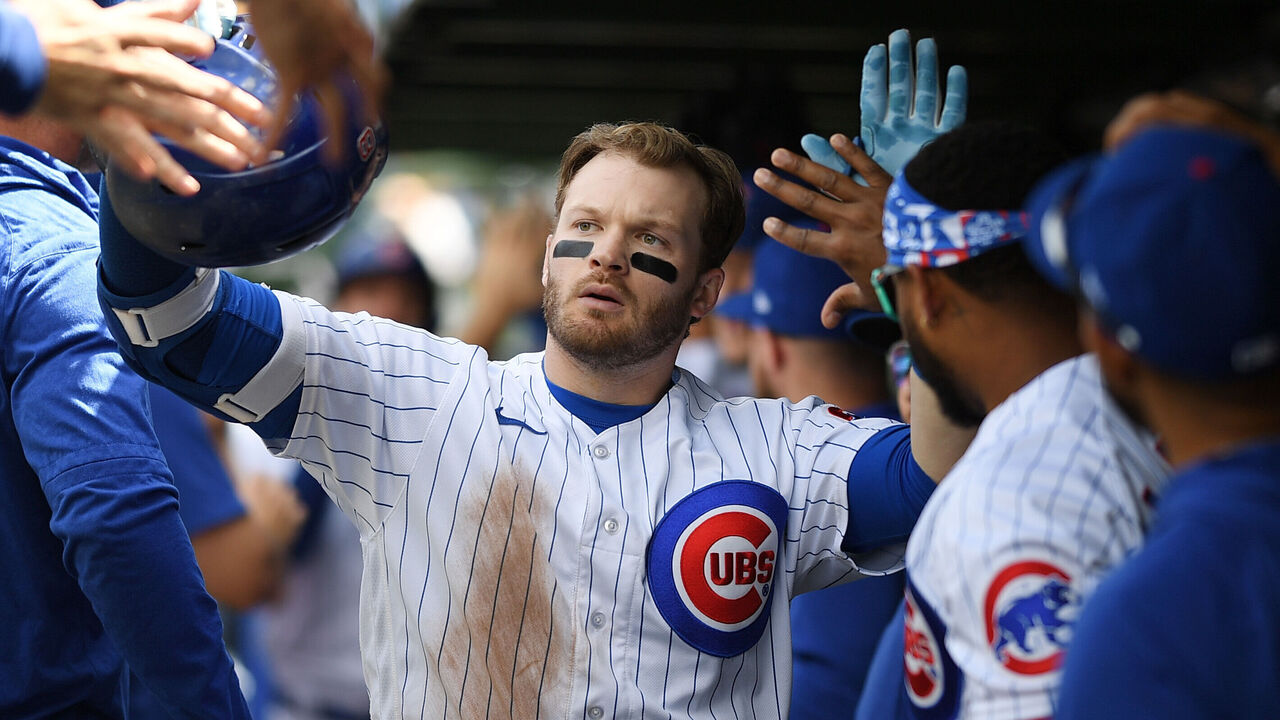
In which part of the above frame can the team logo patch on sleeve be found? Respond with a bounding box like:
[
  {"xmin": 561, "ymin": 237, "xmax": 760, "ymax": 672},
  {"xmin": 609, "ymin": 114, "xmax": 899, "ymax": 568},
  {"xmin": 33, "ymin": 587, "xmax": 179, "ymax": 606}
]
[
  {"xmin": 646, "ymin": 480, "xmax": 788, "ymax": 657},
  {"xmin": 904, "ymin": 577, "xmax": 961, "ymax": 719},
  {"xmin": 827, "ymin": 405, "xmax": 857, "ymax": 422},
  {"xmin": 984, "ymin": 560, "xmax": 1079, "ymax": 675}
]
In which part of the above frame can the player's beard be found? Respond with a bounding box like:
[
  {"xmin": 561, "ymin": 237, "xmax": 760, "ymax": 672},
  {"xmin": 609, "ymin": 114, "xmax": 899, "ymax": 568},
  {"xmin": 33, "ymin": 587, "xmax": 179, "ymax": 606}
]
[
  {"xmin": 543, "ymin": 272, "xmax": 696, "ymax": 372},
  {"xmin": 899, "ymin": 317, "xmax": 987, "ymax": 428}
]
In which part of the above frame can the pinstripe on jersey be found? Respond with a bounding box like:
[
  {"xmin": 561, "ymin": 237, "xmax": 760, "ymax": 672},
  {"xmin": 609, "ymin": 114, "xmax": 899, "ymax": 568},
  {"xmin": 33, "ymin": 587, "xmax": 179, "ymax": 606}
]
[
  {"xmin": 901, "ymin": 355, "xmax": 1169, "ymax": 720},
  {"xmin": 274, "ymin": 291, "xmax": 903, "ymax": 719}
]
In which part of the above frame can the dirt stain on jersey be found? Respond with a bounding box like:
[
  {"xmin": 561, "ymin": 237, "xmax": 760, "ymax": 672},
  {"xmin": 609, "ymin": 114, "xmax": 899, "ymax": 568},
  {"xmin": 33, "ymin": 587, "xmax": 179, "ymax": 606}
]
[{"xmin": 439, "ymin": 466, "xmax": 574, "ymax": 718}]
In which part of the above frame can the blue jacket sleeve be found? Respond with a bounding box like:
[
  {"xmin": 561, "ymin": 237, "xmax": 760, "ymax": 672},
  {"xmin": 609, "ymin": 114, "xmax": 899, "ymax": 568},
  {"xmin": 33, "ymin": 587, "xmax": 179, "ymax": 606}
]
[
  {"xmin": 843, "ymin": 425, "xmax": 935, "ymax": 554},
  {"xmin": 0, "ymin": 6, "xmax": 46, "ymax": 115},
  {"xmin": 6, "ymin": 231, "xmax": 250, "ymax": 718}
]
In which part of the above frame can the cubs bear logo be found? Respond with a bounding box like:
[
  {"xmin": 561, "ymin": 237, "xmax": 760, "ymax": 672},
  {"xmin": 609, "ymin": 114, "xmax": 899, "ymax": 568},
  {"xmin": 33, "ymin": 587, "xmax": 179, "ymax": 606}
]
[
  {"xmin": 984, "ymin": 560, "xmax": 1079, "ymax": 675},
  {"xmin": 647, "ymin": 480, "xmax": 787, "ymax": 657}
]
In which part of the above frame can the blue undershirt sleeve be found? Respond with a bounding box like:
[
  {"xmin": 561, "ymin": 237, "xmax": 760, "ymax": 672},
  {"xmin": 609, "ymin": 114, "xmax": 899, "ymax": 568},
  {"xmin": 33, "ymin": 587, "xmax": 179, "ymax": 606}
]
[
  {"xmin": 842, "ymin": 425, "xmax": 935, "ymax": 554},
  {"xmin": 0, "ymin": 7, "xmax": 47, "ymax": 116}
]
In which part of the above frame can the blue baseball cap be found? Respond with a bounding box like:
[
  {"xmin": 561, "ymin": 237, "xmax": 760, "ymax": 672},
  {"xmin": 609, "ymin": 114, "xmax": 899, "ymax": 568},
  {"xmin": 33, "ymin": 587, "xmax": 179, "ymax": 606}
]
[
  {"xmin": 1026, "ymin": 126, "xmax": 1280, "ymax": 380},
  {"xmin": 738, "ymin": 169, "xmax": 820, "ymax": 254},
  {"xmin": 716, "ymin": 238, "xmax": 900, "ymax": 349}
]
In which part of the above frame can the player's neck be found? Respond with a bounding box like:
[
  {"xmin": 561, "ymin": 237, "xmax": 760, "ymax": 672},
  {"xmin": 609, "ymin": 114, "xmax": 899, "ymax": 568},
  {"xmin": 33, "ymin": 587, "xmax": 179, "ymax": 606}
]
[{"xmin": 543, "ymin": 339, "xmax": 679, "ymax": 405}]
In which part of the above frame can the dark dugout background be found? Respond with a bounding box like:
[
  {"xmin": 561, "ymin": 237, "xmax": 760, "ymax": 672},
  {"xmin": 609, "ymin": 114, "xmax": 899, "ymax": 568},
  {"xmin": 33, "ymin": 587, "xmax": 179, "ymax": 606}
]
[{"xmin": 382, "ymin": 0, "xmax": 1280, "ymax": 164}]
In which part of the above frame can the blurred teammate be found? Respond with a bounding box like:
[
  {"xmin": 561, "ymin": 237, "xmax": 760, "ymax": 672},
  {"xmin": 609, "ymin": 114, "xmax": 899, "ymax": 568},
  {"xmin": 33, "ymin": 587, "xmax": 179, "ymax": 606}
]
[
  {"xmin": 0, "ymin": 61, "xmax": 249, "ymax": 720},
  {"xmin": 754, "ymin": 120, "xmax": 1170, "ymax": 718},
  {"xmin": 1025, "ymin": 95, "xmax": 1280, "ymax": 719},
  {"xmin": 131, "ymin": 384, "xmax": 307, "ymax": 718}
]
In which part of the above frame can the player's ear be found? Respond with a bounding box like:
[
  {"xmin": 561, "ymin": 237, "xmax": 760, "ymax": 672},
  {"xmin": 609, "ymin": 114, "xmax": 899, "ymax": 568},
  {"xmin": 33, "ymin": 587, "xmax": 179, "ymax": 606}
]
[
  {"xmin": 690, "ymin": 267, "xmax": 725, "ymax": 320},
  {"xmin": 542, "ymin": 233, "xmax": 554, "ymax": 287},
  {"xmin": 903, "ymin": 265, "xmax": 947, "ymax": 328}
]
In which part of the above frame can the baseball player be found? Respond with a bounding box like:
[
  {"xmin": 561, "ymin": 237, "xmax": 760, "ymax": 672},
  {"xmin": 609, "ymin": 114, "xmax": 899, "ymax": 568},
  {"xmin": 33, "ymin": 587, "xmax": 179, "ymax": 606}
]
[
  {"xmin": 94, "ymin": 111, "xmax": 980, "ymax": 716},
  {"xmin": 1026, "ymin": 96, "xmax": 1280, "ymax": 718},
  {"xmin": 753, "ymin": 120, "xmax": 1171, "ymax": 719}
]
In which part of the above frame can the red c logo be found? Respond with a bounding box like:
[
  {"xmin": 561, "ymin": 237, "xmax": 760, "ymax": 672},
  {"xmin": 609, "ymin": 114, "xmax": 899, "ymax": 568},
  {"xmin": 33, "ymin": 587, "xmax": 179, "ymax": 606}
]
[{"xmin": 673, "ymin": 507, "xmax": 779, "ymax": 630}]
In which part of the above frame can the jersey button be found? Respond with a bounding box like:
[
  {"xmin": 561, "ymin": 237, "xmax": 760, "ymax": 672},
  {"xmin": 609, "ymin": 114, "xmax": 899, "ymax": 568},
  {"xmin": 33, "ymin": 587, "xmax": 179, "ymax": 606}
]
[
  {"xmin": 592, "ymin": 445, "xmax": 610, "ymax": 459},
  {"xmin": 588, "ymin": 706, "xmax": 604, "ymax": 719},
  {"xmin": 590, "ymin": 611, "xmax": 606, "ymax": 629},
  {"xmin": 603, "ymin": 517, "xmax": 619, "ymax": 534}
]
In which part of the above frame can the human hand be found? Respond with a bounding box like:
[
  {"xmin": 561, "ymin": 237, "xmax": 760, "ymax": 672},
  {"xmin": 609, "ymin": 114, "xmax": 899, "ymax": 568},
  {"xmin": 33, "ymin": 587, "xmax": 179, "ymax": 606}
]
[
  {"xmin": 1105, "ymin": 90, "xmax": 1280, "ymax": 176},
  {"xmin": 459, "ymin": 198, "xmax": 552, "ymax": 351},
  {"xmin": 237, "ymin": 473, "xmax": 307, "ymax": 550},
  {"xmin": 752, "ymin": 133, "xmax": 893, "ymax": 328},
  {"xmin": 248, "ymin": 0, "xmax": 388, "ymax": 161},
  {"xmin": 476, "ymin": 200, "xmax": 552, "ymax": 315},
  {"xmin": 15, "ymin": 0, "xmax": 271, "ymax": 195}
]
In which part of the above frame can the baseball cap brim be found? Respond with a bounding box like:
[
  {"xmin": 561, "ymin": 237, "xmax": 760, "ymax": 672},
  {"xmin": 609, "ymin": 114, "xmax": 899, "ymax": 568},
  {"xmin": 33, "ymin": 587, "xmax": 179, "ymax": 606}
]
[{"xmin": 844, "ymin": 310, "xmax": 902, "ymax": 352}]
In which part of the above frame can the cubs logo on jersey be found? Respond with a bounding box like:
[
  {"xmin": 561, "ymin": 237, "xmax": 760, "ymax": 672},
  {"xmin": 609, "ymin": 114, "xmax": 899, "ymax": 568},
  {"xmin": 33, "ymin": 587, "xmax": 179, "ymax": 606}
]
[
  {"xmin": 646, "ymin": 480, "xmax": 788, "ymax": 657},
  {"xmin": 903, "ymin": 576, "xmax": 961, "ymax": 719},
  {"xmin": 984, "ymin": 560, "xmax": 1079, "ymax": 675},
  {"xmin": 827, "ymin": 405, "xmax": 857, "ymax": 422}
]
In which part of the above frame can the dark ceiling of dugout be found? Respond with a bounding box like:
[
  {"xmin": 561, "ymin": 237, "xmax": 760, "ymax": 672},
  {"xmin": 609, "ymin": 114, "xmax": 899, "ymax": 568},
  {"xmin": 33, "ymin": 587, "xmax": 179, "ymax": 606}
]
[{"xmin": 382, "ymin": 1, "xmax": 1280, "ymax": 164}]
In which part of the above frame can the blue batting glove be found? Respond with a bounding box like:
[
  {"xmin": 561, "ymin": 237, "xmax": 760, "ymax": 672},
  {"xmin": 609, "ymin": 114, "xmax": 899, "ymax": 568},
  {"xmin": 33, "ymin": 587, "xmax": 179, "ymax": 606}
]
[{"xmin": 860, "ymin": 28, "xmax": 967, "ymax": 176}]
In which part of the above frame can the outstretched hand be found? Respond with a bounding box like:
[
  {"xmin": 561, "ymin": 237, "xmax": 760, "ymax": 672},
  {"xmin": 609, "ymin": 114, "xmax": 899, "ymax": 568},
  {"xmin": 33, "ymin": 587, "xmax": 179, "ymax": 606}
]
[
  {"xmin": 248, "ymin": 0, "xmax": 388, "ymax": 162},
  {"xmin": 15, "ymin": 0, "xmax": 271, "ymax": 195},
  {"xmin": 753, "ymin": 133, "xmax": 893, "ymax": 328},
  {"xmin": 802, "ymin": 28, "xmax": 967, "ymax": 179}
]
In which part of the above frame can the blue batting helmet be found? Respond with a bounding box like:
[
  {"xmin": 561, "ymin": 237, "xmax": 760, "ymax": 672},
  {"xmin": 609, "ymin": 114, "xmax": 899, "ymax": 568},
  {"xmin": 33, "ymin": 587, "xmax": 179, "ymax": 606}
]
[{"xmin": 105, "ymin": 16, "xmax": 389, "ymax": 267}]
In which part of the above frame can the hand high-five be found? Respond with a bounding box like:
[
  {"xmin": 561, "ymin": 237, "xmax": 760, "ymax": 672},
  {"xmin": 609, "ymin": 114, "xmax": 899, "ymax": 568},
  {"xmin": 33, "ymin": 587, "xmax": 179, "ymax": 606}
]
[
  {"xmin": 13, "ymin": 0, "xmax": 272, "ymax": 195},
  {"xmin": 753, "ymin": 134, "xmax": 893, "ymax": 329}
]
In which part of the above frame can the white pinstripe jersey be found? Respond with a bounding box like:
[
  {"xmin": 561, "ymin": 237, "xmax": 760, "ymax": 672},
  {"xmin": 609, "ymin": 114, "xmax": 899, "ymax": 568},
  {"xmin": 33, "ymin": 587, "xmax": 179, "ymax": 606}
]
[
  {"xmin": 272, "ymin": 292, "xmax": 905, "ymax": 719},
  {"xmin": 900, "ymin": 355, "xmax": 1169, "ymax": 720}
]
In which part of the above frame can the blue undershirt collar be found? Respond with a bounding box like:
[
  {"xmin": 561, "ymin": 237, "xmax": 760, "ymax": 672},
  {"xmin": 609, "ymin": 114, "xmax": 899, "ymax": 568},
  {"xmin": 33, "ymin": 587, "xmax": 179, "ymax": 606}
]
[{"xmin": 543, "ymin": 366, "xmax": 669, "ymax": 433}]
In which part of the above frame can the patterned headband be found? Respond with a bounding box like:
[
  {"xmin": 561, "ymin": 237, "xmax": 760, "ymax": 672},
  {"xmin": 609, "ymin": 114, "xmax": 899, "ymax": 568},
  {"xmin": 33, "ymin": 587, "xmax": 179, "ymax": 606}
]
[{"xmin": 881, "ymin": 173, "xmax": 1030, "ymax": 268}]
